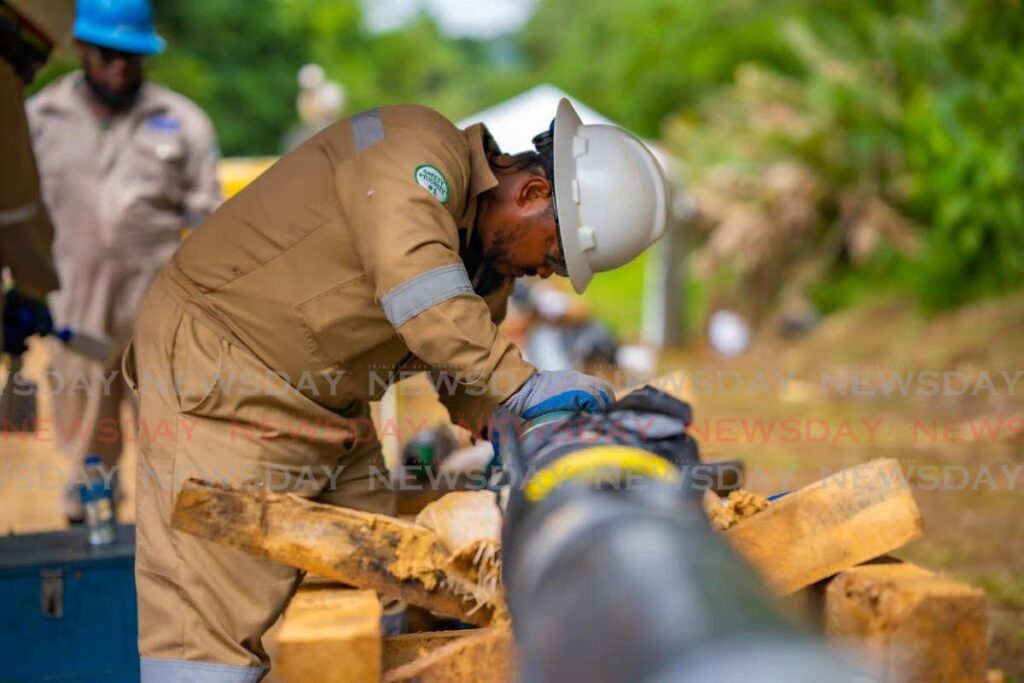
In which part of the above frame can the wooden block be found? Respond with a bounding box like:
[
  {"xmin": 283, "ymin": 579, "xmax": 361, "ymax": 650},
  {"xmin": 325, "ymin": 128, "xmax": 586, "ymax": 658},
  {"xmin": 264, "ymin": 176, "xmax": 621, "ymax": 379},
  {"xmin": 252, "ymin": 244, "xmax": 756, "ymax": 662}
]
[
  {"xmin": 383, "ymin": 627, "xmax": 513, "ymax": 683},
  {"xmin": 725, "ymin": 459, "xmax": 924, "ymax": 594},
  {"xmin": 825, "ymin": 563, "xmax": 987, "ymax": 683},
  {"xmin": 277, "ymin": 588, "xmax": 382, "ymax": 683},
  {"xmin": 171, "ymin": 479, "xmax": 494, "ymax": 625},
  {"xmin": 383, "ymin": 630, "xmax": 470, "ymax": 671}
]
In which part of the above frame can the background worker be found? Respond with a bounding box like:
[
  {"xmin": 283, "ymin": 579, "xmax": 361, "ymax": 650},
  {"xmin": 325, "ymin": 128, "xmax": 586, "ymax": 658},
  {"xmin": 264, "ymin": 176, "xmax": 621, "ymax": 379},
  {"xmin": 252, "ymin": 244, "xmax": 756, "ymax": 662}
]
[
  {"xmin": 0, "ymin": 0, "xmax": 73, "ymax": 357},
  {"xmin": 128, "ymin": 98, "xmax": 667, "ymax": 680},
  {"xmin": 27, "ymin": 0, "xmax": 221, "ymax": 521}
]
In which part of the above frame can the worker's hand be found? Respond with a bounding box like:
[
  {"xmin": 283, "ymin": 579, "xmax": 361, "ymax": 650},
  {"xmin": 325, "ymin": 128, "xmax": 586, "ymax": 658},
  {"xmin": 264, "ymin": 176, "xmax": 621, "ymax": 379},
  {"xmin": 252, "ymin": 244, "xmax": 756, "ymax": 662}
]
[
  {"xmin": 488, "ymin": 370, "xmax": 614, "ymax": 473},
  {"xmin": 3, "ymin": 289, "xmax": 54, "ymax": 356},
  {"xmin": 501, "ymin": 370, "xmax": 614, "ymax": 422}
]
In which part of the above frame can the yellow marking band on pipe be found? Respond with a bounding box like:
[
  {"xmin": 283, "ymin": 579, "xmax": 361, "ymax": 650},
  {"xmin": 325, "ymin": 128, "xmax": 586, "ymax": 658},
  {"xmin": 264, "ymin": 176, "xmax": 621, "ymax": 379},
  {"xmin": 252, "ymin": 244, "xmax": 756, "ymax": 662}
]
[{"xmin": 524, "ymin": 446, "xmax": 680, "ymax": 503}]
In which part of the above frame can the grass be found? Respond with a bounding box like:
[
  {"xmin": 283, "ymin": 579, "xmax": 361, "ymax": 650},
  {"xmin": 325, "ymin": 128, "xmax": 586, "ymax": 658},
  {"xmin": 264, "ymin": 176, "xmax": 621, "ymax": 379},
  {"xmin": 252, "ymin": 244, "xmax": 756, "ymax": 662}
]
[
  {"xmin": 973, "ymin": 573, "xmax": 1024, "ymax": 611},
  {"xmin": 582, "ymin": 253, "xmax": 649, "ymax": 339},
  {"xmin": 580, "ymin": 251, "xmax": 704, "ymax": 343}
]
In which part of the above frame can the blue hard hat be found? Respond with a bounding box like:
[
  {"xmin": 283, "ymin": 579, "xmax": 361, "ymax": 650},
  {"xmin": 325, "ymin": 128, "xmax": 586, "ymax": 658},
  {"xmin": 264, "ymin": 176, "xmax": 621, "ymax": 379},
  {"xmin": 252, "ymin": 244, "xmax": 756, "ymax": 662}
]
[{"xmin": 73, "ymin": 0, "xmax": 165, "ymax": 55}]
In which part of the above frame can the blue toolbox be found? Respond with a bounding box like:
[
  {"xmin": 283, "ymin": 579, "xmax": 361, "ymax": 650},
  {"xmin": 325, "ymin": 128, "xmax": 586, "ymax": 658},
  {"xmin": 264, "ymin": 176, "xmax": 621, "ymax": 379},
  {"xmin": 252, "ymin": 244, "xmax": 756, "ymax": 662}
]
[{"xmin": 0, "ymin": 525, "xmax": 139, "ymax": 682}]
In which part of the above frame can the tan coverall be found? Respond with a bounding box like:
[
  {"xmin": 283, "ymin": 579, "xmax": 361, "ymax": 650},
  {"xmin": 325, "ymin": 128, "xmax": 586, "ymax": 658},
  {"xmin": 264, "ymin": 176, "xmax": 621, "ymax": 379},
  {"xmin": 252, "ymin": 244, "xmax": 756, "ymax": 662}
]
[
  {"xmin": 26, "ymin": 71, "xmax": 220, "ymax": 513},
  {"xmin": 127, "ymin": 104, "xmax": 536, "ymax": 680},
  {"xmin": 0, "ymin": 58, "xmax": 60, "ymax": 348}
]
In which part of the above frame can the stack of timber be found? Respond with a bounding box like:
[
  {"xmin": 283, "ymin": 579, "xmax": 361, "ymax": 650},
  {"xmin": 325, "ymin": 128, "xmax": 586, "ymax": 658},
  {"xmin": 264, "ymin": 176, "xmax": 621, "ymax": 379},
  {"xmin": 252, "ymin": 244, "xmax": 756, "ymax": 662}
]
[{"xmin": 172, "ymin": 457, "xmax": 993, "ymax": 682}]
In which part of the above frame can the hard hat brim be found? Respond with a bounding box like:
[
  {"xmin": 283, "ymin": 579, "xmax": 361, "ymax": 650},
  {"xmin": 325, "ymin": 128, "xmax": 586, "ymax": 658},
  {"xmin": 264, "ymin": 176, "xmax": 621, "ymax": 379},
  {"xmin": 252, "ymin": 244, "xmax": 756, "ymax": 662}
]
[
  {"xmin": 74, "ymin": 18, "xmax": 166, "ymax": 55},
  {"xmin": 551, "ymin": 98, "xmax": 593, "ymax": 294}
]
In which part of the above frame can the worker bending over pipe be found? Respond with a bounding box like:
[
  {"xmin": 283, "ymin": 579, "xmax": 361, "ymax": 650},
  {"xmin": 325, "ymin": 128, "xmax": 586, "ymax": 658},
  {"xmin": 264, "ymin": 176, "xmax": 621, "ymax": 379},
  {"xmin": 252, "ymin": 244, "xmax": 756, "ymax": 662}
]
[{"xmin": 127, "ymin": 97, "xmax": 668, "ymax": 680}]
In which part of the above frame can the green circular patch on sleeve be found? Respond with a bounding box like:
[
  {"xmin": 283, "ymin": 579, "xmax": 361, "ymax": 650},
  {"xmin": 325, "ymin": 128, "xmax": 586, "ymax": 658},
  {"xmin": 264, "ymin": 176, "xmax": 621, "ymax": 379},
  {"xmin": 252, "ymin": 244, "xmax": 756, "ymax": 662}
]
[{"xmin": 414, "ymin": 164, "xmax": 450, "ymax": 204}]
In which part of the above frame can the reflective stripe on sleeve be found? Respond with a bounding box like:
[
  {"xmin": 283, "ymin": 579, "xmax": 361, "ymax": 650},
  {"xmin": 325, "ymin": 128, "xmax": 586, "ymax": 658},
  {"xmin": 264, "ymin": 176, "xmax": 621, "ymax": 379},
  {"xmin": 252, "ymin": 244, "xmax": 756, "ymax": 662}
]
[
  {"xmin": 351, "ymin": 108, "xmax": 384, "ymax": 151},
  {"xmin": 140, "ymin": 657, "xmax": 266, "ymax": 683},
  {"xmin": 0, "ymin": 201, "xmax": 40, "ymax": 227},
  {"xmin": 380, "ymin": 263, "xmax": 474, "ymax": 328}
]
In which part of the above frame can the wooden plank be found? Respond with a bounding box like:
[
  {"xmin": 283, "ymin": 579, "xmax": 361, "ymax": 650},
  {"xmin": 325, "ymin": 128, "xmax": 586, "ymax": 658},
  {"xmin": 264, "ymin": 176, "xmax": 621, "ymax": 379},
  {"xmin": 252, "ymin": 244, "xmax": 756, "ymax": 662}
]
[
  {"xmin": 825, "ymin": 562, "xmax": 987, "ymax": 683},
  {"xmin": 277, "ymin": 588, "xmax": 382, "ymax": 683},
  {"xmin": 171, "ymin": 479, "xmax": 494, "ymax": 625},
  {"xmin": 383, "ymin": 631, "xmax": 471, "ymax": 672},
  {"xmin": 383, "ymin": 627, "xmax": 513, "ymax": 683},
  {"xmin": 724, "ymin": 459, "xmax": 923, "ymax": 594}
]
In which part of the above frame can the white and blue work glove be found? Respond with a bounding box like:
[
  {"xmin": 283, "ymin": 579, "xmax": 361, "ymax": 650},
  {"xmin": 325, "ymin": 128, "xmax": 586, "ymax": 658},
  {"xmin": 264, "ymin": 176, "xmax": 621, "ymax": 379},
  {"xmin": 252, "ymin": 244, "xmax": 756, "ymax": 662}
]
[
  {"xmin": 488, "ymin": 370, "xmax": 614, "ymax": 473},
  {"xmin": 502, "ymin": 370, "xmax": 614, "ymax": 421}
]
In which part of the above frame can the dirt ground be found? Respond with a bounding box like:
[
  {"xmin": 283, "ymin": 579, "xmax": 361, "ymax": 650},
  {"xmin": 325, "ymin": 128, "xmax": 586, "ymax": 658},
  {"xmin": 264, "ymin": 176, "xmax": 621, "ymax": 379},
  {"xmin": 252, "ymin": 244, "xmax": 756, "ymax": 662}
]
[
  {"xmin": 2, "ymin": 292, "xmax": 1021, "ymax": 677},
  {"xmin": 661, "ymin": 293, "xmax": 1024, "ymax": 676}
]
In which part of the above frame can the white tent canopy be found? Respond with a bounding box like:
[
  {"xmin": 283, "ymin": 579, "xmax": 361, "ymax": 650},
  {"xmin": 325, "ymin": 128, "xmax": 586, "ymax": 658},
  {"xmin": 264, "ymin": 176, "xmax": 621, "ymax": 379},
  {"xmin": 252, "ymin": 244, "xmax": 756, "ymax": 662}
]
[
  {"xmin": 457, "ymin": 83, "xmax": 676, "ymax": 175},
  {"xmin": 458, "ymin": 84, "xmax": 617, "ymax": 154}
]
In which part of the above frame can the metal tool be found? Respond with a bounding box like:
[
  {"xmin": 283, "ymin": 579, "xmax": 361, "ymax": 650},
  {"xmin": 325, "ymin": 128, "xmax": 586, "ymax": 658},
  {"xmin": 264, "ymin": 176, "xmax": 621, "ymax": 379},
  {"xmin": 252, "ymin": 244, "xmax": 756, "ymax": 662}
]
[
  {"xmin": 53, "ymin": 327, "xmax": 114, "ymax": 362},
  {"xmin": 0, "ymin": 328, "xmax": 113, "ymax": 433}
]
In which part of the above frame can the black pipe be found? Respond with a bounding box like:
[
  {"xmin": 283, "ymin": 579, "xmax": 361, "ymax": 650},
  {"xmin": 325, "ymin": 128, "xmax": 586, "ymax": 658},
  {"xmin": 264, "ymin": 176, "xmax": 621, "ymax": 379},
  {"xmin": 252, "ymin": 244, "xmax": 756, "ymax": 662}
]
[{"xmin": 498, "ymin": 388, "xmax": 864, "ymax": 683}]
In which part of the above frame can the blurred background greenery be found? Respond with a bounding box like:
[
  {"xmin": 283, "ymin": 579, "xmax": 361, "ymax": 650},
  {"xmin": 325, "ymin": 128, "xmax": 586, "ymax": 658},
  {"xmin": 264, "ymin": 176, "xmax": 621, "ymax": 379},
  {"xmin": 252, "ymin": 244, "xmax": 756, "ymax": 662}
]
[{"xmin": 30, "ymin": 0, "xmax": 1024, "ymax": 330}]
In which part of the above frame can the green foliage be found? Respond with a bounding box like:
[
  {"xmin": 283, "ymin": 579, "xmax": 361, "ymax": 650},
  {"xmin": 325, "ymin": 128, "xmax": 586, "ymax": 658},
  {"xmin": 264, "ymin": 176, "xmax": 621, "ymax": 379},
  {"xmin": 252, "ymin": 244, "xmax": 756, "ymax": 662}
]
[
  {"xmin": 28, "ymin": 0, "xmax": 530, "ymax": 156},
  {"xmin": 660, "ymin": 0, "xmax": 1024, "ymax": 311},
  {"xmin": 150, "ymin": 0, "xmax": 308, "ymax": 155},
  {"xmin": 809, "ymin": 248, "xmax": 908, "ymax": 315},
  {"xmin": 895, "ymin": 2, "xmax": 1024, "ymax": 308},
  {"xmin": 584, "ymin": 254, "xmax": 648, "ymax": 338},
  {"xmin": 145, "ymin": 0, "xmax": 535, "ymax": 155},
  {"xmin": 799, "ymin": 1, "xmax": 1024, "ymax": 309},
  {"xmin": 520, "ymin": 0, "xmax": 805, "ymax": 136},
  {"xmin": 26, "ymin": 0, "xmax": 1023, "ymax": 315}
]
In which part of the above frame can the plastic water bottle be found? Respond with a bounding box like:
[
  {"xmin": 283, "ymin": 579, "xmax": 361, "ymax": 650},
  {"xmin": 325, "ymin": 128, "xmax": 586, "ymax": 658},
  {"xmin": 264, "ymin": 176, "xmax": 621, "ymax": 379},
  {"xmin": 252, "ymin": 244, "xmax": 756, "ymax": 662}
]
[{"xmin": 81, "ymin": 455, "xmax": 116, "ymax": 545}]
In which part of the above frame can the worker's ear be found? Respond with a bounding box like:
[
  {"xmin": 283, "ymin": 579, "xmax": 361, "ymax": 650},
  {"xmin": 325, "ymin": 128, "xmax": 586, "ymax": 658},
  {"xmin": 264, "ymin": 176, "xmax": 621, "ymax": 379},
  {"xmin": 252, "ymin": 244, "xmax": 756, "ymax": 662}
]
[{"xmin": 518, "ymin": 175, "xmax": 552, "ymax": 207}]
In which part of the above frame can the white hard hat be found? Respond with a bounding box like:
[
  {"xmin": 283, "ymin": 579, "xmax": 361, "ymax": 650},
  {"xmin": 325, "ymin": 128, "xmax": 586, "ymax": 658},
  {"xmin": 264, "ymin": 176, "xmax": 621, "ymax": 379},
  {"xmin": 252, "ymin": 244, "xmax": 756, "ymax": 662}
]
[
  {"xmin": 8, "ymin": 0, "xmax": 75, "ymax": 45},
  {"xmin": 549, "ymin": 98, "xmax": 669, "ymax": 293}
]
